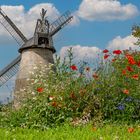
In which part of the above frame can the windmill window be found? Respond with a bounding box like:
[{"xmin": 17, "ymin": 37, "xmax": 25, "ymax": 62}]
[{"xmin": 38, "ymin": 37, "xmax": 49, "ymax": 45}]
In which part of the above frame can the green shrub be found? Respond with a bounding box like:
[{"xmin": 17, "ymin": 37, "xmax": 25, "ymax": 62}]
[
  {"xmin": 0, "ymin": 48, "xmax": 140, "ymax": 130},
  {"xmin": 94, "ymin": 49, "xmax": 140, "ymax": 121},
  {"xmin": 0, "ymin": 49, "xmax": 102, "ymax": 129}
]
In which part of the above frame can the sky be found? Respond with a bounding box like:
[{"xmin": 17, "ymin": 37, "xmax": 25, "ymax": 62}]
[{"xmin": 0, "ymin": 0, "xmax": 140, "ymax": 102}]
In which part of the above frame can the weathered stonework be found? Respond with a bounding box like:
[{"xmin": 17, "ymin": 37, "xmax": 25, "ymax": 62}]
[
  {"xmin": 11, "ymin": 8, "xmax": 73, "ymax": 109},
  {"xmin": 14, "ymin": 47, "xmax": 54, "ymax": 108}
]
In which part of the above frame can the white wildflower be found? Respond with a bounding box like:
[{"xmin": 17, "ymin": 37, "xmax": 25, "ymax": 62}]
[
  {"xmin": 99, "ymin": 137, "xmax": 103, "ymax": 140},
  {"xmin": 49, "ymin": 96, "xmax": 54, "ymax": 101},
  {"xmin": 31, "ymin": 92, "xmax": 35, "ymax": 95},
  {"xmin": 29, "ymin": 71, "xmax": 34, "ymax": 75},
  {"xmin": 26, "ymin": 78, "xmax": 30, "ymax": 81},
  {"xmin": 33, "ymin": 97, "xmax": 37, "ymax": 100},
  {"xmin": 20, "ymin": 89, "xmax": 25, "ymax": 92},
  {"xmin": 33, "ymin": 66, "xmax": 38, "ymax": 70}
]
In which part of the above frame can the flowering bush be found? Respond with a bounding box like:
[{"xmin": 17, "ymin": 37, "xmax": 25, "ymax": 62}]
[
  {"xmin": 0, "ymin": 50, "xmax": 102, "ymax": 129},
  {"xmin": 0, "ymin": 47, "xmax": 140, "ymax": 129},
  {"xmin": 95, "ymin": 49, "xmax": 140, "ymax": 121}
]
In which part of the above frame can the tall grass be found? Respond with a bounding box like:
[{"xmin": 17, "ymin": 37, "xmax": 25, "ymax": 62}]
[
  {"xmin": 0, "ymin": 47, "xmax": 140, "ymax": 130},
  {"xmin": 0, "ymin": 123, "xmax": 140, "ymax": 140}
]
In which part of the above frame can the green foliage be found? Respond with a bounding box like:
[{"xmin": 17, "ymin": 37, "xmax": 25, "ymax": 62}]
[
  {"xmin": 0, "ymin": 49, "xmax": 101, "ymax": 130},
  {"xmin": 0, "ymin": 47, "xmax": 140, "ymax": 130},
  {"xmin": 132, "ymin": 25, "xmax": 140, "ymax": 46},
  {"xmin": 94, "ymin": 50, "xmax": 140, "ymax": 121}
]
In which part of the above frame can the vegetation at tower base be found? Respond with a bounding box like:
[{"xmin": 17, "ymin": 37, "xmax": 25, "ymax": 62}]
[
  {"xmin": 0, "ymin": 47, "xmax": 140, "ymax": 130},
  {"xmin": 0, "ymin": 7, "xmax": 73, "ymax": 109}
]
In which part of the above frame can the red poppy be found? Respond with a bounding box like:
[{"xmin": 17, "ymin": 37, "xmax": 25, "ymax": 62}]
[
  {"xmin": 129, "ymin": 59, "xmax": 136, "ymax": 65},
  {"xmin": 104, "ymin": 54, "xmax": 110, "ymax": 59},
  {"xmin": 132, "ymin": 74, "xmax": 139, "ymax": 80},
  {"xmin": 70, "ymin": 92, "xmax": 76, "ymax": 99},
  {"xmin": 112, "ymin": 58, "xmax": 116, "ymax": 62},
  {"xmin": 125, "ymin": 54, "xmax": 136, "ymax": 65},
  {"xmin": 128, "ymin": 128, "xmax": 134, "ymax": 133},
  {"xmin": 125, "ymin": 54, "xmax": 132, "ymax": 58},
  {"xmin": 93, "ymin": 73, "xmax": 98, "ymax": 79},
  {"xmin": 51, "ymin": 102, "xmax": 57, "ymax": 107},
  {"xmin": 85, "ymin": 67, "xmax": 90, "ymax": 72},
  {"xmin": 126, "ymin": 66, "xmax": 133, "ymax": 72},
  {"xmin": 70, "ymin": 65, "xmax": 78, "ymax": 71},
  {"xmin": 136, "ymin": 61, "xmax": 140, "ymax": 67},
  {"xmin": 113, "ymin": 50, "xmax": 122, "ymax": 55},
  {"xmin": 37, "ymin": 87, "xmax": 43, "ymax": 93},
  {"xmin": 122, "ymin": 89, "xmax": 129, "ymax": 95},
  {"xmin": 122, "ymin": 69, "xmax": 127, "ymax": 75},
  {"xmin": 103, "ymin": 49, "xmax": 109, "ymax": 53}
]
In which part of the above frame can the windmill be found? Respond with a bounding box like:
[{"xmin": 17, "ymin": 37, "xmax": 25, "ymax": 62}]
[{"xmin": 0, "ymin": 7, "xmax": 73, "ymax": 107}]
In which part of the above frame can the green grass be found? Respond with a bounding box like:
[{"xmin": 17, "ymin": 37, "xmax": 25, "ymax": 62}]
[{"xmin": 0, "ymin": 123, "xmax": 140, "ymax": 140}]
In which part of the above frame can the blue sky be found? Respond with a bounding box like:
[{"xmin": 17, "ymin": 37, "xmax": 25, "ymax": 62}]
[
  {"xmin": 0, "ymin": 0, "xmax": 139, "ymax": 65},
  {"xmin": 0, "ymin": 0, "xmax": 140, "ymax": 102}
]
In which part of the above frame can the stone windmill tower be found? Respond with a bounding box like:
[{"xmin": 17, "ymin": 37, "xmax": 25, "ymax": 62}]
[{"xmin": 0, "ymin": 7, "xmax": 73, "ymax": 106}]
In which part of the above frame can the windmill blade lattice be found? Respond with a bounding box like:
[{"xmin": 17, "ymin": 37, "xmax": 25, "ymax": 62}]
[
  {"xmin": 0, "ymin": 7, "xmax": 27, "ymax": 46},
  {"xmin": 0, "ymin": 55, "xmax": 21, "ymax": 87},
  {"xmin": 49, "ymin": 11, "xmax": 73, "ymax": 36}
]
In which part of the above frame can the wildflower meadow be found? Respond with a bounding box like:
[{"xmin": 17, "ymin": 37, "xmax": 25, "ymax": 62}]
[{"xmin": 0, "ymin": 25, "xmax": 140, "ymax": 139}]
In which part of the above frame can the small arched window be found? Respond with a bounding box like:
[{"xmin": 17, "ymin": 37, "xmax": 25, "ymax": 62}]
[{"xmin": 38, "ymin": 37, "xmax": 49, "ymax": 45}]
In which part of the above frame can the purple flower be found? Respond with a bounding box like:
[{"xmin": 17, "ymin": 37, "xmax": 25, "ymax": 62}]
[
  {"xmin": 125, "ymin": 97, "xmax": 133, "ymax": 102},
  {"xmin": 117, "ymin": 104, "xmax": 125, "ymax": 111},
  {"xmin": 96, "ymin": 81, "xmax": 102, "ymax": 85}
]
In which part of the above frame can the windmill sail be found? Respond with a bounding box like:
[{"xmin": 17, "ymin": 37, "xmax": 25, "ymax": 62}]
[
  {"xmin": 49, "ymin": 11, "xmax": 73, "ymax": 36},
  {"xmin": 0, "ymin": 55, "xmax": 21, "ymax": 87},
  {"xmin": 0, "ymin": 7, "xmax": 27, "ymax": 46}
]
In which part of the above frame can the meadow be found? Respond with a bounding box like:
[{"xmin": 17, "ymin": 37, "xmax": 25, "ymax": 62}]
[
  {"xmin": 0, "ymin": 123, "xmax": 140, "ymax": 140},
  {"xmin": 0, "ymin": 25, "xmax": 140, "ymax": 139}
]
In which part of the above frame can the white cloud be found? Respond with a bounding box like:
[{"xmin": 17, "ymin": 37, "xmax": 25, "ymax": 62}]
[
  {"xmin": 59, "ymin": 35, "xmax": 139, "ymax": 62},
  {"xmin": 107, "ymin": 35, "xmax": 138, "ymax": 50},
  {"xmin": 0, "ymin": 3, "xmax": 77, "ymax": 45},
  {"xmin": 0, "ymin": 4, "xmax": 60, "ymax": 38},
  {"xmin": 77, "ymin": 0, "xmax": 139, "ymax": 21},
  {"xmin": 69, "ymin": 13, "xmax": 80, "ymax": 26},
  {"xmin": 60, "ymin": 45, "xmax": 101, "ymax": 63}
]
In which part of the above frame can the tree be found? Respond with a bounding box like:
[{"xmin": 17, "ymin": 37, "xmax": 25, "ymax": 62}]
[{"xmin": 132, "ymin": 25, "xmax": 140, "ymax": 46}]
